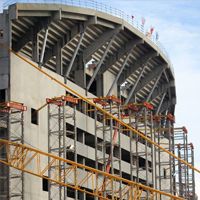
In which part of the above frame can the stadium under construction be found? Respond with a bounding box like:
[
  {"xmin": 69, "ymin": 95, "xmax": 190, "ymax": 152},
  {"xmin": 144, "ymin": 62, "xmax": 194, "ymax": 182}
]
[{"xmin": 0, "ymin": 1, "xmax": 197, "ymax": 199}]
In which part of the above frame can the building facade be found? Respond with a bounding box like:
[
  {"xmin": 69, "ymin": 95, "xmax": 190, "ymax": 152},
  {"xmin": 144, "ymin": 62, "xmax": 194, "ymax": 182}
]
[{"xmin": 0, "ymin": 1, "xmax": 195, "ymax": 199}]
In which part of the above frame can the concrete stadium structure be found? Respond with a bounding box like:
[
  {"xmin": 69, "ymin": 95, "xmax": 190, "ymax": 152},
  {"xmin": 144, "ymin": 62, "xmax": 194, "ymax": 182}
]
[{"xmin": 0, "ymin": 1, "xmax": 195, "ymax": 200}]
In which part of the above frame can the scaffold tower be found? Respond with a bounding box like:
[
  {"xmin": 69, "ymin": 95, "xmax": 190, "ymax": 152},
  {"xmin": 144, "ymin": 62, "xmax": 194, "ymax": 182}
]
[
  {"xmin": 0, "ymin": 102, "xmax": 26, "ymax": 200},
  {"xmin": 122, "ymin": 102, "xmax": 154, "ymax": 199},
  {"xmin": 47, "ymin": 96, "xmax": 78, "ymax": 200},
  {"xmin": 153, "ymin": 113, "xmax": 175, "ymax": 197},
  {"xmin": 174, "ymin": 127, "xmax": 195, "ymax": 199},
  {"xmin": 93, "ymin": 96, "xmax": 122, "ymax": 199}
]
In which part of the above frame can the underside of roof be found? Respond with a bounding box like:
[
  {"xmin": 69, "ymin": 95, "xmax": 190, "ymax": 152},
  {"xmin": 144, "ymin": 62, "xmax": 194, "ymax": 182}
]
[{"xmin": 5, "ymin": 3, "xmax": 176, "ymax": 114}]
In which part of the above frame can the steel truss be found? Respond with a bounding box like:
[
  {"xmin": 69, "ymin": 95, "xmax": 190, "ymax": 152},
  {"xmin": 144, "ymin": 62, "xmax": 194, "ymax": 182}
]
[
  {"xmin": 0, "ymin": 139, "xmax": 184, "ymax": 200},
  {"xmin": 0, "ymin": 102, "xmax": 26, "ymax": 200},
  {"xmin": 47, "ymin": 96, "xmax": 78, "ymax": 200}
]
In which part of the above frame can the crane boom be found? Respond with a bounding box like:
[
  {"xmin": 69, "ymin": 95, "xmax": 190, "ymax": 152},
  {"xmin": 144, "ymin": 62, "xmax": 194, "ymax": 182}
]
[{"xmin": 0, "ymin": 139, "xmax": 184, "ymax": 199}]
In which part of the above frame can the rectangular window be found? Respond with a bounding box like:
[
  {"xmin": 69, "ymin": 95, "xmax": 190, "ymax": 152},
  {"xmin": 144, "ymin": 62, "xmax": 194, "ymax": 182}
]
[
  {"xmin": 163, "ymin": 168, "xmax": 167, "ymax": 179},
  {"xmin": 31, "ymin": 108, "xmax": 38, "ymax": 125},
  {"xmin": 0, "ymin": 89, "xmax": 6, "ymax": 102},
  {"xmin": 42, "ymin": 177, "xmax": 48, "ymax": 191},
  {"xmin": 0, "ymin": 30, "xmax": 3, "ymax": 38}
]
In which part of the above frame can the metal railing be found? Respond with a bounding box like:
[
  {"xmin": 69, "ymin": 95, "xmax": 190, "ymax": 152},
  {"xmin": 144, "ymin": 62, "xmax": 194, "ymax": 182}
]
[{"xmin": 3, "ymin": 0, "xmax": 174, "ymax": 74}]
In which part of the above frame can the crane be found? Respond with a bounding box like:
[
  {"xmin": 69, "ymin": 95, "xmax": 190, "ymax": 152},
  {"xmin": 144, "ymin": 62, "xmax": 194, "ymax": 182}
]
[{"xmin": 0, "ymin": 139, "xmax": 184, "ymax": 199}]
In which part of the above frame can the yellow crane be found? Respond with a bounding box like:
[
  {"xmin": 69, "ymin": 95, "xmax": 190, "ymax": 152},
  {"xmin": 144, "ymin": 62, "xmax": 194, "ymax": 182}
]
[{"xmin": 0, "ymin": 139, "xmax": 184, "ymax": 199}]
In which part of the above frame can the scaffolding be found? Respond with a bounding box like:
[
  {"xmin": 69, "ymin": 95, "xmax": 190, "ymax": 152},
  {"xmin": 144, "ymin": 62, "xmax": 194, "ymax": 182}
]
[
  {"xmin": 93, "ymin": 96, "xmax": 122, "ymax": 199},
  {"xmin": 0, "ymin": 102, "xmax": 26, "ymax": 200},
  {"xmin": 47, "ymin": 96, "xmax": 78, "ymax": 200},
  {"xmin": 153, "ymin": 113, "xmax": 175, "ymax": 196},
  {"xmin": 174, "ymin": 127, "xmax": 195, "ymax": 199},
  {"xmin": 121, "ymin": 102, "xmax": 154, "ymax": 199}
]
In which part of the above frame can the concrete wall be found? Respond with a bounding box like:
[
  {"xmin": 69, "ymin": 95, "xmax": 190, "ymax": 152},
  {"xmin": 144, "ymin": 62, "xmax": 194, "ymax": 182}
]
[
  {"xmin": 103, "ymin": 71, "xmax": 117, "ymax": 96},
  {"xmin": 9, "ymin": 51, "xmax": 172, "ymax": 199},
  {"xmin": 0, "ymin": 12, "xmax": 9, "ymax": 96}
]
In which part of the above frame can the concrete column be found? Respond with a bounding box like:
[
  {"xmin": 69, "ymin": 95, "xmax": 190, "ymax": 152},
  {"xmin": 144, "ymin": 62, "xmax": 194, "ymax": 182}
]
[
  {"xmin": 32, "ymin": 29, "xmax": 39, "ymax": 63},
  {"xmin": 74, "ymin": 53, "xmax": 86, "ymax": 88},
  {"xmin": 56, "ymin": 39, "xmax": 62, "ymax": 75},
  {"xmin": 96, "ymin": 74, "xmax": 103, "ymax": 97}
]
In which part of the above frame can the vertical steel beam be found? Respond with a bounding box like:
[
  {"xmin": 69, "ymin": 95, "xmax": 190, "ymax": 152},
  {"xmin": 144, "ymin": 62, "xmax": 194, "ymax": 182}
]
[
  {"xmin": 129, "ymin": 110, "xmax": 133, "ymax": 182},
  {"xmin": 171, "ymin": 124, "xmax": 176, "ymax": 195},
  {"xmin": 168, "ymin": 120, "xmax": 173, "ymax": 194},
  {"xmin": 191, "ymin": 145, "xmax": 195, "ymax": 198},
  {"xmin": 178, "ymin": 145, "xmax": 183, "ymax": 197},
  {"xmin": 144, "ymin": 108, "xmax": 149, "ymax": 199},
  {"xmin": 158, "ymin": 123, "xmax": 162, "ymax": 193},
  {"xmin": 62, "ymin": 104, "xmax": 67, "ymax": 200}
]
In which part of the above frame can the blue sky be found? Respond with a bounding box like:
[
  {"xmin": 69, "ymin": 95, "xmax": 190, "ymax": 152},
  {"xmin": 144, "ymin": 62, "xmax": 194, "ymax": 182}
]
[{"xmin": 1, "ymin": 0, "xmax": 200, "ymax": 197}]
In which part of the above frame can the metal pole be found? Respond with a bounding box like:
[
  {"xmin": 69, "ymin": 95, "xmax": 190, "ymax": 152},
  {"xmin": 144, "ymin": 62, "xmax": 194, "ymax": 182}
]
[
  {"xmin": 74, "ymin": 104, "xmax": 78, "ymax": 200},
  {"xmin": 109, "ymin": 102, "xmax": 114, "ymax": 200},
  {"xmin": 178, "ymin": 145, "xmax": 183, "ymax": 197},
  {"xmin": 144, "ymin": 108, "xmax": 149, "ymax": 199},
  {"xmin": 48, "ymin": 104, "xmax": 51, "ymax": 200},
  {"xmin": 63, "ymin": 103, "xmax": 67, "ymax": 200}
]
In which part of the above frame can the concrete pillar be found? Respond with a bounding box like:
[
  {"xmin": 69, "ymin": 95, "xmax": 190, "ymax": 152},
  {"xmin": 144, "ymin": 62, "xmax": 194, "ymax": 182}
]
[
  {"xmin": 96, "ymin": 74, "xmax": 103, "ymax": 97},
  {"xmin": 32, "ymin": 28, "xmax": 39, "ymax": 63},
  {"xmin": 56, "ymin": 39, "xmax": 62, "ymax": 75},
  {"xmin": 74, "ymin": 53, "xmax": 86, "ymax": 88}
]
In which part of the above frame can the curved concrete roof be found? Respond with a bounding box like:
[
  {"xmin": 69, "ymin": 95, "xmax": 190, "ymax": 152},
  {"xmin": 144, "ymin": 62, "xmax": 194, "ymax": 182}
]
[{"xmin": 4, "ymin": 2, "xmax": 176, "ymax": 114}]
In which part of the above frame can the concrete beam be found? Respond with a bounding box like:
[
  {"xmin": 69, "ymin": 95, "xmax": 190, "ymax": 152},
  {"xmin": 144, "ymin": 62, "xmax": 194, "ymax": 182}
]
[
  {"xmin": 64, "ymin": 32, "xmax": 85, "ymax": 78},
  {"xmin": 133, "ymin": 65, "xmax": 166, "ymax": 96},
  {"xmin": 118, "ymin": 50, "xmax": 158, "ymax": 85},
  {"xmin": 83, "ymin": 26, "xmax": 122, "ymax": 62},
  {"xmin": 150, "ymin": 81, "xmax": 175, "ymax": 101},
  {"xmin": 12, "ymin": 17, "xmax": 50, "ymax": 52},
  {"xmin": 18, "ymin": 10, "xmax": 52, "ymax": 17},
  {"xmin": 86, "ymin": 34, "xmax": 117, "ymax": 91},
  {"xmin": 159, "ymin": 97, "xmax": 176, "ymax": 114},
  {"xmin": 125, "ymin": 66, "xmax": 146, "ymax": 104},
  {"xmin": 156, "ymin": 92, "xmax": 166, "ymax": 114},
  {"xmin": 98, "ymin": 38, "xmax": 143, "ymax": 76},
  {"xmin": 146, "ymin": 69, "xmax": 164, "ymax": 102},
  {"xmin": 61, "ymin": 11, "xmax": 88, "ymax": 21},
  {"xmin": 106, "ymin": 52, "xmax": 132, "ymax": 96},
  {"xmin": 43, "ymin": 17, "xmax": 95, "ymax": 65},
  {"xmin": 96, "ymin": 18, "xmax": 116, "ymax": 29}
]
